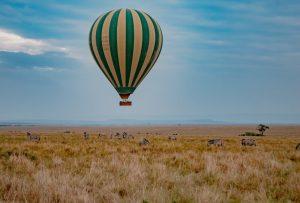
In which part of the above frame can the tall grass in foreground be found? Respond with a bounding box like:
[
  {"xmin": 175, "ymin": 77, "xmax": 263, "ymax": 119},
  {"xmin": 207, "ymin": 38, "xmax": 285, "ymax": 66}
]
[{"xmin": 0, "ymin": 134, "xmax": 299, "ymax": 202}]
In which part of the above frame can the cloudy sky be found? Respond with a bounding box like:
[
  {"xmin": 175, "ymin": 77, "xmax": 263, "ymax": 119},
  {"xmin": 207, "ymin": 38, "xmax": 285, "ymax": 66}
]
[{"xmin": 0, "ymin": 0, "xmax": 300, "ymax": 123}]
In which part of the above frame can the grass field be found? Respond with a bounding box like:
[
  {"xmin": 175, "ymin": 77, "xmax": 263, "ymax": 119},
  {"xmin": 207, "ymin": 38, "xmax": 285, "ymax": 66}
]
[{"xmin": 0, "ymin": 125, "xmax": 299, "ymax": 202}]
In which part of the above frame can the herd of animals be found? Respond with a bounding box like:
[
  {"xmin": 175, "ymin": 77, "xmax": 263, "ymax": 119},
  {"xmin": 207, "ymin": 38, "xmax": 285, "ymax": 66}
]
[{"xmin": 25, "ymin": 130, "xmax": 300, "ymax": 149}]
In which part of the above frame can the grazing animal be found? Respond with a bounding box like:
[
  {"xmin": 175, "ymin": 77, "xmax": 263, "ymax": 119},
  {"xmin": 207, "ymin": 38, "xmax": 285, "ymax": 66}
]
[
  {"xmin": 122, "ymin": 132, "xmax": 134, "ymax": 139},
  {"xmin": 122, "ymin": 132, "xmax": 128, "ymax": 139},
  {"xmin": 98, "ymin": 133, "xmax": 106, "ymax": 138},
  {"xmin": 26, "ymin": 132, "xmax": 40, "ymax": 142},
  {"xmin": 83, "ymin": 132, "xmax": 89, "ymax": 140},
  {"xmin": 168, "ymin": 135, "xmax": 177, "ymax": 141},
  {"xmin": 241, "ymin": 138, "xmax": 256, "ymax": 146},
  {"xmin": 296, "ymin": 143, "xmax": 300, "ymax": 150},
  {"xmin": 139, "ymin": 138, "xmax": 150, "ymax": 146},
  {"xmin": 207, "ymin": 139, "xmax": 223, "ymax": 147},
  {"xmin": 115, "ymin": 132, "xmax": 122, "ymax": 139}
]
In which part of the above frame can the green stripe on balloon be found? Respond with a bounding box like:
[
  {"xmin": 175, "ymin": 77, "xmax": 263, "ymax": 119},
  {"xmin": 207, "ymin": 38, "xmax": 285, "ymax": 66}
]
[
  {"xmin": 154, "ymin": 21, "xmax": 163, "ymax": 68},
  {"xmin": 95, "ymin": 11, "xmax": 118, "ymax": 87},
  {"xmin": 89, "ymin": 17, "xmax": 103, "ymax": 80},
  {"xmin": 131, "ymin": 10, "xmax": 150, "ymax": 87},
  {"xmin": 135, "ymin": 13, "xmax": 160, "ymax": 87},
  {"xmin": 90, "ymin": 16, "xmax": 116, "ymax": 88},
  {"xmin": 125, "ymin": 9, "xmax": 134, "ymax": 87},
  {"xmin": 136, "ymin": 19, "xmax": 163, "ymax": 88},
  {"xmin": 109, "ymin": 9, "xmax": 123, "ymax": 87}
]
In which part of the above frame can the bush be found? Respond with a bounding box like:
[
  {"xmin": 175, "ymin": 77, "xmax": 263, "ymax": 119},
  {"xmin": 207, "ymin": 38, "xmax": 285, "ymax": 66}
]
[{"xmin": 239, "ymin": 132, "xmax": 262, "ymax": 136}]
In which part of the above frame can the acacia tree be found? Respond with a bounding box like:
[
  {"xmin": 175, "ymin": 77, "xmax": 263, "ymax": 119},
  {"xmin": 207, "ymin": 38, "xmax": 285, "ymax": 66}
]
[{"xmin": 257, "ymin": 124, "xmax": 269, "ymax": 136}]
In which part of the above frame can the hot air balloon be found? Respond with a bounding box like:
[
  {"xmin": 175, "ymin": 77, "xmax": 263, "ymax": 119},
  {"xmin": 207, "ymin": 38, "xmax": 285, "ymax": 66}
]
[{"xmin": 89, "ymin": 9, "xmax": 163, "ymax": 106}]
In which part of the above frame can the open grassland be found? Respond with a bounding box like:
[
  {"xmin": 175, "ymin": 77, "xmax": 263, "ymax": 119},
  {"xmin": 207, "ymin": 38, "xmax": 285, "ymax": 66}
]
[{"xmin": 0, "ymin": 125, "xmax": 299, "ymax": 202}]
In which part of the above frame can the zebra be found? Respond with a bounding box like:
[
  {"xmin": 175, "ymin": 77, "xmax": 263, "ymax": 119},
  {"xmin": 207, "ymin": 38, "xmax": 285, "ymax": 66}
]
[
  {"xmin": 207, "ymin": 139, "xmax": 223, "ymax": 147},
  {"xmin": 114, "ymin": 132, "xmax": 122, "ymax": 139},
  {"xmin": 168, "ymin": 135, "xmax": 177, "ymax": 141},
  {"xmin": 122, "ymin": 132, "xmax": 134, "ymax": 139},
  {"xmin": 98, "ymin": 133, "xmax": 106, "ymax": 138},
  {"xmin": 241, "ymin": 138, "xmax": 256, "ymax": 146},
  {"xmin": 26, "ymin": 132, "xmax": 40, "ymax": 142},
  {"xmin": 122, "ymin": 132, "xmax": 128, "ymax": 139},
  {"xmin": 139, "ymin": 138, "xmax": 150, "ymax": 146},
  {"xmin": 83, "ymin": 132, "xmax": 89, "ymax": 140}
]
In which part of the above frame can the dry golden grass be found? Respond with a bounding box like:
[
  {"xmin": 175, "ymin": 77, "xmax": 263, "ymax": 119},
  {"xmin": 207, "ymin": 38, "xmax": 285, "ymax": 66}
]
[{"xmin": 0, "ymin": 126, "xmax": 299, "ymax": 202}]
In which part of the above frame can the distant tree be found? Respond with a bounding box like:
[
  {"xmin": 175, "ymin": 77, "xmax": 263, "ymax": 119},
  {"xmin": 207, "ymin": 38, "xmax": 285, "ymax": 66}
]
[{"xmin": 257, "ymin": 124, "xmax": 269, "ymax": 136}]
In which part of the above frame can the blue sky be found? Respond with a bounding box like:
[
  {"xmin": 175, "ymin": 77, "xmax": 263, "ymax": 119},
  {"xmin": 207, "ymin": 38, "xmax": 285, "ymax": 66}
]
[{"xmin": 0, "ymin": 0, "xmax": 300, "ymax": 123}]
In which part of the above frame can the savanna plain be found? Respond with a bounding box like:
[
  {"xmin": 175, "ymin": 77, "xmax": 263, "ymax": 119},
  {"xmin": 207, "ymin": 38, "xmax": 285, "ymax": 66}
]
[{"xmin": 0, "ymin": 125, "xmax": 299, "ymax": 202}]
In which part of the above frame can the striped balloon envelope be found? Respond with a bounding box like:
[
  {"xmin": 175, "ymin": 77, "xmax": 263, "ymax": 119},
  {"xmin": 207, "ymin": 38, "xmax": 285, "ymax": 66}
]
[{"xmin": 89, "ymin": 9, "xmax": 163, "ymax": 106}]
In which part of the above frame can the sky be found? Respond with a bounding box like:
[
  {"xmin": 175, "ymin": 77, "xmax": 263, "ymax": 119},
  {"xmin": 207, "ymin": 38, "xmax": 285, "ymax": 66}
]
[{"xmin": 0, "ymin": 0, "xmax": 300, "ymax": 124}]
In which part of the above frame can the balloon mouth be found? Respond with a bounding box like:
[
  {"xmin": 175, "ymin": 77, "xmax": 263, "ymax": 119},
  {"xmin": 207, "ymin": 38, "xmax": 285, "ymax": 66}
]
[
  {"xmin": 119, "ymin": 94, "xmax": 132, "ymax": 106},
  {"xmin": 119, "ymin": 93, "xmax": 130, "ymax": 99}
]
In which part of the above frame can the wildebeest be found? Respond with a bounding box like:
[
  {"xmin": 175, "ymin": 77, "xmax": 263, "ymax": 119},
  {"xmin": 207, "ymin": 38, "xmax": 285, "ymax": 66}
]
[
  {"xmin": 139, "ymin": 138, "xmax": 150, "ymax": 146},
  {"xmin": 241, "ymin": 138, "xmax": 256, "ymax": 146},
  {"xmin": 207, "ymin": 139, "xmax": 223, "ymax": 147},
  {"xmin": 168, "ymin": 135, "xmax": 177, "ymax": 141},
  {"xmin": 83, "ymin": 132, "xmax": 89, "ymax": 140},
  {"xmin": 26, "ymin": 132, "xmax": 40, "ymax": 142},
  {"xmin": 296, "ymin": 143, "xmax": 300, "ymax": 150}
]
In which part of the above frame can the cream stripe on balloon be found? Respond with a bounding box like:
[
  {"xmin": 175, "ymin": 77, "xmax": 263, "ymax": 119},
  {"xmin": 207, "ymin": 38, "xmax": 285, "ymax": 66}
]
[
  {"xmin": 102, "ymin": 10, "xmax": 120, "ymax": 87},
  {"xmin": 128, "ymin": 9, "xmax": 142, "ymax": 86},
  {"xmin": 117, "ymin": 9, "xmax": 126, "ymax": 87},
  {"xmin": 91, "ymin": 14, "xmax": 116, "ymax": 88},
  {"xmin": 133, "ymin": 11, "xmax": 156, "ymax": 87},
  {"xmin": 136, "ymin": 20, "xmax": 162, "ymax": 87}
]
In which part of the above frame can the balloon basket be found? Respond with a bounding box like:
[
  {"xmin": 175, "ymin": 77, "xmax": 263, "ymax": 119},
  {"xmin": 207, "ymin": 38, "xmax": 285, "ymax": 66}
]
[
  {"xmin": 119, "ymin": 93, "xmax": 131, "ymax": 106},
  {"xmin": 120, "ymin": 100, "xmax": 132, "ymax": 106}
]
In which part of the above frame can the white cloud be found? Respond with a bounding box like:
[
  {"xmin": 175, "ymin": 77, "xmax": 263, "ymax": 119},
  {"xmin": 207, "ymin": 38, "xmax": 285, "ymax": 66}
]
[
  {"xmin": 0, "ymin": 28, "xmax": 69, "ymax": 55},
  {"xmin": 32, "ymin": 66, "xmax": 63, "ymax": 72}
]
